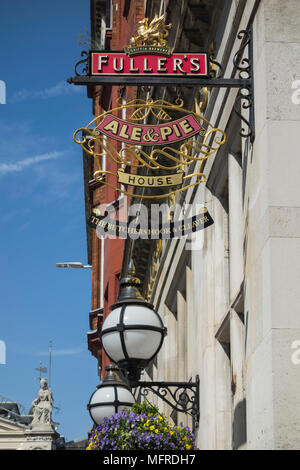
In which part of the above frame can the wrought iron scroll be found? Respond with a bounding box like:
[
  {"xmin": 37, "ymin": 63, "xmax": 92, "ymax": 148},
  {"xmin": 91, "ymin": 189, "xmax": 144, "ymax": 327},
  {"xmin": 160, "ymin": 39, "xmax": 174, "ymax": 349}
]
[
  {"xmin": 136, "ymin": 376, "xmax": 200, "ymax": 432},
  {"xmin": 233, "ymin": 29, "xmax": 255, "ymax": 142},
  {"xmin": 68, "ymin": 30, "xmax": 255, "ymax": 139},
  {"xmin": 209, "ymin": 57, "xmax": 223, "ymax": 78},
  {"xmin": 70, "ymin": 51, "xmax": 89, "ymax": 81}
]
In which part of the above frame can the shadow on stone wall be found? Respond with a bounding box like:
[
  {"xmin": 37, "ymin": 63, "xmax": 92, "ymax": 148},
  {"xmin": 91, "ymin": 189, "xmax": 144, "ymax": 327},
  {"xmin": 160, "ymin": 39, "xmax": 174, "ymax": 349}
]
[{"xmin": 233, "ymin": 398, "xmax": 247, "ymax": 449}]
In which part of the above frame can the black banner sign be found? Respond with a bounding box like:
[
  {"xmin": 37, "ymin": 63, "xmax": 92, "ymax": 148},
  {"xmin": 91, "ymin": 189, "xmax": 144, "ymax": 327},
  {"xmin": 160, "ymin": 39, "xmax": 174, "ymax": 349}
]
[{"xmin": 87, "ymin": 210, "xmax": 214, "ymax": 239}]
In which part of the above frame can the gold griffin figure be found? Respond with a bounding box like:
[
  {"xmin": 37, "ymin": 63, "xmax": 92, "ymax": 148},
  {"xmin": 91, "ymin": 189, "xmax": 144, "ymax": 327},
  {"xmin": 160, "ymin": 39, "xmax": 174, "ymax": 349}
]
[{"xmin": 130, "ymin": 14, "xmax": 171, "ymax": 47}]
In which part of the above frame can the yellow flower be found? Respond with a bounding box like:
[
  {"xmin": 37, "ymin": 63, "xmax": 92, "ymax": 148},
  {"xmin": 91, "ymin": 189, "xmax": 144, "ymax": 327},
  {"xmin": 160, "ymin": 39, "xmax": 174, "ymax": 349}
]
[
  {"xmin": 163, "ymin": 427, "xmax": 168, "ymax": 432},
  {"xmin": 150, "ymin": 425, "xmax": 155, "ymax": 431},
  {"xmin": 154, "ymin": 429, "xmax": 159, "ymax": 434},
  {"xmin": 183, "ymin": 436, "xmax": 187, "ymax": 441},
  {"xmin": 145, "ymin": 420, "xmax": 150, "ymax": 426},
  {"xmin": 186, "ymin": 444, "xmax": 192, "ymax": 450},
  {"xmin": 158, "ymin": 416, "xmax": 163, "ymax": 421},
  {"xmin": 169, "ymin": 431, "xmax": 174, "ymax": 435}
]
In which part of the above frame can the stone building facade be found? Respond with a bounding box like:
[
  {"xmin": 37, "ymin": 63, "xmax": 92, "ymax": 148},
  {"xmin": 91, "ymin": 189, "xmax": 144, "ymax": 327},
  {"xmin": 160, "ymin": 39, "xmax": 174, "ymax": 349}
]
[
  {"xmin": 140, "ymin": 0, "xmax": 300, "ymax": 450},
  {"xmin": 0, "ymin": 396, "xmax": 61, "ymax": 450},
  {"xmin": 83, "ymin": 0, "xmax": 300, "ymax": 449}
]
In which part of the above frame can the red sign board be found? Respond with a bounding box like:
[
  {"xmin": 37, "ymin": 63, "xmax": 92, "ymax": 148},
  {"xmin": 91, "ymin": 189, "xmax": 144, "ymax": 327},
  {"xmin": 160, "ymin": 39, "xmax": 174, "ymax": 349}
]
[
  {"xmin": 96, "ymin": 114, "xmax": 203, "ymax": 146},
  {"xmin": 90, "ymin": 51, "xmax": 209, "ymax": 77}
]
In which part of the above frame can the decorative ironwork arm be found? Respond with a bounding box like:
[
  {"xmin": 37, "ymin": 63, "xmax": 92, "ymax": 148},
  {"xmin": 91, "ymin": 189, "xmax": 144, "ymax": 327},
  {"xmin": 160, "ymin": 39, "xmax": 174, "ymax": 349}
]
[
  {"xmin": 67, "ymin": 51, "xmax": 89, "ymax": 83},
  {"xmin": 134, "ymin": 376, "xmax": 200, "ymax": 432},
  {"xmin": 67, "ymin": 30, "xmax": 255, "ymax": 142},
  {"xmin": 233, "ymin": 28, "xmax": 255, "ymax": 142}
]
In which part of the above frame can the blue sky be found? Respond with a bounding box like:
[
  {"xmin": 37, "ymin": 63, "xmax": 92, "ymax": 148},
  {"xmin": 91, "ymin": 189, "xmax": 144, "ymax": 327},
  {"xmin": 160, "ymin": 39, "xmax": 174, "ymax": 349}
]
[{"xmin": 0, "ymin": 0, "xmax": 99, "ymax": 441}]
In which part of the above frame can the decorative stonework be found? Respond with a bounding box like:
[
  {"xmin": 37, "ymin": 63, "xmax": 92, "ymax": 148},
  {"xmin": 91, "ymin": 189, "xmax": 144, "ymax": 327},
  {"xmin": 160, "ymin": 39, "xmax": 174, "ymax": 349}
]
[
  {"xmin": 18, "ymin": 431, "xmax": 56, "ymax": 451},
  {"xmin": 0, "ymin": 378, "xmax": 61, "ymax": 450},
  {"xmin": 31, "ymin": 378, "xmax": 54, "ymax": 432}
]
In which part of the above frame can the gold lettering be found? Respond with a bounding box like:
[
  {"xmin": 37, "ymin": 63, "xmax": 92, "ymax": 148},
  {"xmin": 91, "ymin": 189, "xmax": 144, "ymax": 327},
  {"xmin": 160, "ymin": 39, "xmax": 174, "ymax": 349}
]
[
  {"xmin": 179, "ymin": 119, "xmax": 194, "ymax": 135},
  {"xmin": 160, "ymin": 126, "xmax": 173, "ymax": 141},
  {"xmin": 131, "ymin": 127, "xmax": 142, "ymax": 141},
  {"xmin": 119, "ymin": 124, "xmax": 130, "ymax": 139},
  {"xmin": 173, "ymin": 124, "xmax": 182, "ymax": 137},
  {"xmin": 103, "ymin": 120, "xmax": 119, "ymax": 135}
]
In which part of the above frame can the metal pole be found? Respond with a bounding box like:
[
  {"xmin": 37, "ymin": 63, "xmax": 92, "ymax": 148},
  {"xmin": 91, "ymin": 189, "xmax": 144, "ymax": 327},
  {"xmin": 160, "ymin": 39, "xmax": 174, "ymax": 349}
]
[{"xmin": 49, "ymin": 341, "xmax": 52, "ymax": 388}]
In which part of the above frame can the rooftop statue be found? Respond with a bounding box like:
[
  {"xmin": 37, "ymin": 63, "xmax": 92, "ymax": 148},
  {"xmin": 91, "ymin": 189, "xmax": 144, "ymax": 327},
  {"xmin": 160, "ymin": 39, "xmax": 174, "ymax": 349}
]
[{"xmin": 31, "ymin": 378, "xmax": 53, "ymax": 430}]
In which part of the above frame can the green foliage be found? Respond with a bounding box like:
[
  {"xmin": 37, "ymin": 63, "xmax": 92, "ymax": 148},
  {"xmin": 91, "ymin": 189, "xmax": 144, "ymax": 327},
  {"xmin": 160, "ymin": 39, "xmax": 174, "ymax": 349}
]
[
  {"xmin": 77, "ymin": 28, "xmax": 103, "ymax": 50},
  {"xmin": 130, "ymin": 401, "xmax": 160, "ymax": 416}
]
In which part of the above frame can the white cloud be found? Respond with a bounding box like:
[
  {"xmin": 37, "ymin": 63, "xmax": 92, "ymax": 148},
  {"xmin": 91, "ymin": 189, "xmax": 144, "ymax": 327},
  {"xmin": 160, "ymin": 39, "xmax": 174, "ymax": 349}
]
[
  {"xmin": 11, "ymin": 81, "xmax": 82, "ymax": 103},
  {"xmin": 0, "ymin": 150, "xmax": 67, "ymax": 175}
]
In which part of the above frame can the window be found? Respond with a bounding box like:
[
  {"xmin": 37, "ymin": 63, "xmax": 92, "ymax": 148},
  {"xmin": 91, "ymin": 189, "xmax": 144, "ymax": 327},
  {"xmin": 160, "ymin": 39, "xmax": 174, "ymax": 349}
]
[{"xmin": 106, "ymin": 0, "xmax": 113, "ymax": 29}]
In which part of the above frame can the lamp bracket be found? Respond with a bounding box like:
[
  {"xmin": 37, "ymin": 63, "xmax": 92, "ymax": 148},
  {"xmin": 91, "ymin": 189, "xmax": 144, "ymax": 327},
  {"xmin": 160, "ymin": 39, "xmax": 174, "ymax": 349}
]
[{"xmin": 134, "ymin": 376, "xmax": 200, "ymax": 433}]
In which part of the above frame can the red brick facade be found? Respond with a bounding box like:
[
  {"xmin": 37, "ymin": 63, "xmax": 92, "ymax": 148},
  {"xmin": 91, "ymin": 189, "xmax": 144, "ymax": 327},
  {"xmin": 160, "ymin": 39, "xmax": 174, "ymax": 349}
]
[{"xmin": 87, "ymin": 0, "xmax": 145, "ymax": 379}]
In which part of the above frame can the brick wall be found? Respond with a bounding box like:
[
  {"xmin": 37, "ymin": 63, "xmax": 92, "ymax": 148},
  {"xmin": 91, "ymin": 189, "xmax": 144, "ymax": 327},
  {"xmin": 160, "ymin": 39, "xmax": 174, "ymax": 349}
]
[{"xmin": 87, "ymin": 0, "xmax": 146, "ymax": 378}]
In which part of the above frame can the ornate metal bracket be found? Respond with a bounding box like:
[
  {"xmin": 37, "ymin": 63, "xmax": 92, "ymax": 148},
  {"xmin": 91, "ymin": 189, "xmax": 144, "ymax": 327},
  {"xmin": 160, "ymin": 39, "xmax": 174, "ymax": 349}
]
[
  {"xmin": 67, "ymin": 28, "xmax": 255, "ymax": 142},
  {"xmin": 134, "ymin": 376, "xmax": 200, "ymax": 433},
  {"xmin": 233, "ymin": 27, "xmax": 255, "ymax": 142},
  {"xmin": 68, "ymin": 50, "xmax": 89, "ymax": 81}
]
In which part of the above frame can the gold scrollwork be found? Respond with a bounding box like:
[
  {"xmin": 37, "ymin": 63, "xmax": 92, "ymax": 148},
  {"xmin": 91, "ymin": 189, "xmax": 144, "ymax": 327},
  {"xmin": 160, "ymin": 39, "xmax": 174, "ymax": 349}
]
[
  {"xmin": 73, "ymin": 98, "xmax": 226, "ymax": 200},
  {"xmin": 145, "ymin": 239, "xmax": 163, "ymax": 301}
]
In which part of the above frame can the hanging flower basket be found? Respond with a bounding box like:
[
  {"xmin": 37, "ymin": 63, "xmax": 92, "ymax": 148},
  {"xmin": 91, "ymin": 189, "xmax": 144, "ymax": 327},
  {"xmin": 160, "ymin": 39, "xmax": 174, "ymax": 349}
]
[{"xmin": 86, "ymin": 402, "xmax": 197, "ymax": 451}]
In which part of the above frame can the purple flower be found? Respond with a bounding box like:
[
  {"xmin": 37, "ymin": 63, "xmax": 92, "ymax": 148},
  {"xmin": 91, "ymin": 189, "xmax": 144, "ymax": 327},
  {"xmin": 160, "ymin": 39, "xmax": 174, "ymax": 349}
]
[{"xmin": 86, "ymin": 405, "xmax": 196, "ymax": 450}]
